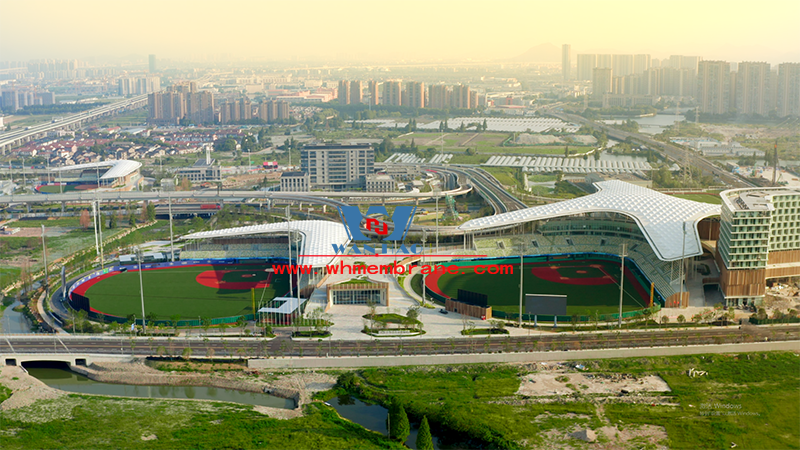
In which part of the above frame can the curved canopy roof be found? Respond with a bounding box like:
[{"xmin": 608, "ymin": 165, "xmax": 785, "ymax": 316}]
[
  {"xmin": 50, "ymin": 159, "xmax": 142, "ymax": 180},
  {"xmin": 182, "ymin": 220, "xmax": 350, "ymax": 267},
  {"xmin": 458, "ymin": 180, "xmax": 721, "ymax": 261}
]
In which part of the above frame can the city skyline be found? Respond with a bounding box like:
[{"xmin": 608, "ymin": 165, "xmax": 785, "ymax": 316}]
[{"xmin": 1, "ymin": 0, "xmax": 799, "ymax": 64}]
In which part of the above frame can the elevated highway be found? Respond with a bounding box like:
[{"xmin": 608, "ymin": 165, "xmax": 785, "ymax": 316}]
[{"xmin": 0, "ymin": 95, "xmax": 148, "ymax": 153}]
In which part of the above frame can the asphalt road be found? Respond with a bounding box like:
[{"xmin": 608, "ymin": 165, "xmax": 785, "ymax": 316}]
[{"xmin": 3, "ymin": 325, "xmax": 797, "ymax": 358}]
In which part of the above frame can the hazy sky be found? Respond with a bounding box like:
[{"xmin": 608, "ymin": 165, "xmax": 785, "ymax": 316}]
[{"xmin": 2, "ymin": 0, "xmax": 799, "ymax": 64}]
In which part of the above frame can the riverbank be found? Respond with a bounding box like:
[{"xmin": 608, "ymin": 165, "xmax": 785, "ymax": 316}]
[{"xmin": 68, "ymin": 359, "xmax": 337, "ymax": 419}]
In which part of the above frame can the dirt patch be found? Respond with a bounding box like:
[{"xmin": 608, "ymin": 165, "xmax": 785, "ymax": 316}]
[
  {"xmin": 517, "ymin": 370, "xmax": 671, "ymax": 397},
  {"xmin": 0, "ymin": 366, "xmax": 65, "ymax": 412}
]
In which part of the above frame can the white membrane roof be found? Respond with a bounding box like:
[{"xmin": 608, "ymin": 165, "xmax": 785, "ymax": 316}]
[
  {"xmin": 182, "ymin": 220, "xmax": 350, "ymax": 267},
  {"xmin": 458, "ymin": 180, "xmax": 721, "ymax": 261},
  {"xmin": 50, "ymin": 160, "xmax": 142, "ymax": 180}
]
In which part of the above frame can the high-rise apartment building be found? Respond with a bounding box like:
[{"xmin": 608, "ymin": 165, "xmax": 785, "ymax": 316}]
[
  {"xmin": 577, "ymin": 54, "xmax": 597, "ymax": 81},
  {"xmin": 592, "ymin": 68, "xmax": 613, "ymax": 100},
  {"xmin": 406, "ymin": 81, "xmax": 425, "ymax": 108},
  {"xmin": 696, "ymin": 61, "xmax": 730, "ymax": 114},
  {"xmin": 256, "ymin": 100, "xmax": 288, "ymax": 123},
  {"xmin": 612, "ymin": 54, "xmax": 634, "ymax": 77},
  {"xmin": 777, "ymin": 63, "xmax": 800, "ymax": 117},
  {"xmin": 451, "ymin": 84, "xmax": 472, "ymax": 109},
  {"xmin": 338, "ymin": 80, "xmax": 350, "ymax": 105},
  {"xmin": 736, "ymin": 62, "xmax": 771, "ymax": 116},
  {"xmin": 118, "ymin": 76, "xmax": 161, "ymax": 96},
  {"xmin": 367, "ymin": 80, "xmax": 379, "ymax": 105},
  {"xmin": 300, "ymin": 144, "xmax": 375, "ymax": 191},
  {"xmin": 383, "ymin": 81, "xmax": 402, "ymax": 106},
  {"xmin": 149, "ymin": 54, "xmax": 156, "ymax": 73},
  {"xmin": 633, "ymin": 54, "xmax": 651, "ymax": 74},
  {"xmin": 428, "ymin": 84, "xmax": 449, "ymax": 109},
  {"xmin": 561, "ymin": 44, "xmax": 571, "ymax": 80},
  {"xmin": 349, "ymin": 80, "xmax": 362, "ymax": 105},
  {"xmin": 596, "ymin": 54, "xmax": 613, "ymax": 69}
]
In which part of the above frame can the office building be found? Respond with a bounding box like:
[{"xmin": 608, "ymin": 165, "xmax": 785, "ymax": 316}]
[
  {"xmin": 149, "ymin": 54, "xmax": 156, "ymax": 73},
  {"xmin": 777, "ymin": 63, "xmax": 800, "ymax": 117},
  {"xmin": 717, "ymin": 188, "xmax": 800, "ymax": 307},
  {"xmin": 697, "ymin": 61, "xmax": 730, "ymax": 114},
  {"xmin": 577, "ymin": 54, "xmax": 597, "ymax": 81},
  {"xmin": 562, "ymin": 44, "xmax": 571, "ymax": 80},
  {"xmin": 338, "ymin": 80, "xmax": 350, "ymax": 105},
  {"xmin": 592, "ymin": 68, "xmax": 613, "ymax": 100},
  {"xmin": 736, "ymin": 62, "xmax": 771, "ymax": 116},
  {"xmin": 280, "ymin": 172, "xmax": 310, "ymax": 192},
  {"xmin": 300, "ymin": 144, "xmax": 375, "ymax": 191}
]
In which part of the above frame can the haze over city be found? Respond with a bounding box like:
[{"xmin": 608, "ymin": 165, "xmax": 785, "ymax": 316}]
[{"xmin": 1, "ymin": 0, "xmax": 799, "ymax": 63}]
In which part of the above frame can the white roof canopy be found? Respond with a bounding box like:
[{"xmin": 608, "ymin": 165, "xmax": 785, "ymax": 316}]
[
  {"xmin": 458, "ymin": 180, "xmax": 721, "ymax": 261},
  {"xmin": 182, "ymin": 220, "xmax": 350, "ymax": 267},
  {"xmin": 51, "ymin": 160, "xmax": 142, "ymax": 180}
]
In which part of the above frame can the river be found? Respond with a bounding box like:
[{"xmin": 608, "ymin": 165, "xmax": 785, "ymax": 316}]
[
  {"xmin": 1, "ymin": 299, "xmax": 33, "ymax": 334},
  {"xmin": 25, "ymin": 363, "xmax": 294, "ymax": 409},
  {"xmin": 603, "ymin": 114, "xmax": 685, "ymax": 135}
]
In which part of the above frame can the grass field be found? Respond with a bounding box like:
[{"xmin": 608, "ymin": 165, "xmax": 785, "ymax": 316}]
[
  {"xmin": 430, "ymin": 259, "xmax": 650, "ymax": 315},
  {"xmin": 670, "ymin": 193, "xmax": 723, "ymax": 204},
  {"xmin": 83, "ymin": 264, "xmax": 290, "ymax": 320}
]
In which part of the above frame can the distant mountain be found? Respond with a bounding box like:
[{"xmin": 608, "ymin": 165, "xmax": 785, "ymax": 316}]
[{"xmin": 508, "ymin": 43, "xmax": 562, "ymax": 62}]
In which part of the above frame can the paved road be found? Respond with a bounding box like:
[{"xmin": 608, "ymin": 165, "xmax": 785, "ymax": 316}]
[{"xmin": 2, "ymin": 325, "xmax": 797, "ymax": 359}]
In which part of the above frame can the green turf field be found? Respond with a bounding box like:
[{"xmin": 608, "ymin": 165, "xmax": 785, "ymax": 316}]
[
  {"xmin": 433, "ymin": 259, "xmax": 650, "ymax": 315},
  {"xmin": 84, "ymin": 264, "xmax": 290, "ymax": 320}
]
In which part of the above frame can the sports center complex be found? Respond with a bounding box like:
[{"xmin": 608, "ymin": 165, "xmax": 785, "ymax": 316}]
[{"xmin": 65, "ymin": 180, "xmax": 800, "ymax": 327}]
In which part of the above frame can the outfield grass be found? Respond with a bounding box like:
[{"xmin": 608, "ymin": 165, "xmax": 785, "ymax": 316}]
[
  {"xmin": 670, "ymin": 193, "xmax": 723, "ymax": 204},
  {"xmin": 84, "ymin": 264, "xmax": 289, "ymax": 320},
  {"xmin": 433, "ymin": 259, "xmax": 649, "ymax": 315}
]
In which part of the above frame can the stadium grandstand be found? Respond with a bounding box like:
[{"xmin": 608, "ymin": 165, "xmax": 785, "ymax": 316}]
[
  {"xmin": 459, "ymin": 180, "xmax": 722, "ymax": 307},
  {"xmin": 181, "ymin": 220, "xmax": 351, "ymax": 293},
  {"xmin": 38, "ymin": 160, "xmax": 142, "ymax": 192}
]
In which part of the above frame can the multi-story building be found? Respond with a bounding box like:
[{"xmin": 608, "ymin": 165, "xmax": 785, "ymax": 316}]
[
  {"xmin": 428, "ymin": 84, "xmax": 449, "ymax": 109},
  {"xmin": 367, "ymin": 80, "xmax": 379, "ymax": 105},
  {"xmin": 382, "ymin": 81, "xmax": 402, "ymax": 106},
  {"xmin": 406, "ymin": 81, "xmax": 425, "ymax": 108},
  {"xmin": 696, "ymin": 61, "xmax": 730, "ymax": 114},
  {"xmin": 300, "ymin": 144, "xmax": 374, "ymax": 191},
  {"xmin": 716, "ymin": 187, "xmax": 800, "ymax": 307},
  {"xmin": 612, "ymin": 54, "xmax": 634, "ymax": 77},
  {"xmin": 349, "ymin": 80, "xmax": 362, "ymax": 104},
  {"xmin": 561, "ymin": 44, "xmax": 571, "ymax": 80},
  {"xmin": 592, "ymin": 68, "xmax": 613, "ymax": 100},
  {"xmin": 338, "ymin": 80, "xmax": 350, "ymax": 105},
  {"xmin": 736, "ymin": 62, "xmax": 771, "ymax": 116},
  {"xmin": 365, "ymin": 174, "xmax": 395, "ymax": 192},
  {"xmin": 577, "ymin": 54, "xmax": 597, "ymax": 81},
  {"xmin": 633, "ymin": 54, "xmax": 651, "ymax": 74},
  {"xmin": 451, "ymin": 84, "xmax": 471, "ymax": 109},
  {"xmin": 148, "ymin": 85, "xmax": 214, "ymax": 125},
  {"xmin": 777, "ymin": 63, "xmax": 800, "ymax": 117},
  {"xmin": 280, "ymin": 171, "xmax": 310, "ymax": 192},
  {"xmin": 596, "ymin": 54, "xmax": 613, "ymax": 69}
]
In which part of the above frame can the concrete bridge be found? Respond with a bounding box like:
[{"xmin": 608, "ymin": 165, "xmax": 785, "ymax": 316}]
[{"xmin": 2, "ymin": 353, "xmax": 132, "ymax": 368}]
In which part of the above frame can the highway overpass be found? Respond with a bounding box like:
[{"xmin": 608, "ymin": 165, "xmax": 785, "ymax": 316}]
[{"xmin": 0, "ymin": 95, "xmax": 148, "ymax": 153}]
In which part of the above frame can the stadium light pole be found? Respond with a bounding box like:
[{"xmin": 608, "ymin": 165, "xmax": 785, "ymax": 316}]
[
  {"xmin": 618, "ymin": 243, "xmax": 627, "ymax": 328},
  {"xmin": 168, "ymin": 194, "xmax": 175, "ymax": 262},
  {"xmin": 137, "ymin": 246, "xmax": 147, "ymax": 335},
  {"xmin": 518, "ymin": 237, "xmax": 524, "ymax": 328}
]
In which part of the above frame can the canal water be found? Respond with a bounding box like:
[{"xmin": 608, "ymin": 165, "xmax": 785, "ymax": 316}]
[
  {"xmin": 25, "ymin": 363, "xmax": 294, "ymax": 409},
  {"xmin": 1, "ymin": 299, "xmax": 33, "ymax": 334},
  {"xmin": 328, "ymin": 395, "xmax": 441, "ymax": 450}
]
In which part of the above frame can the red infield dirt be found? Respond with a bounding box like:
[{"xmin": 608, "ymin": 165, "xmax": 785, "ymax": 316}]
[{"xmin": 195, "ymin": 269, "xmax": 272, "ymax": 290}]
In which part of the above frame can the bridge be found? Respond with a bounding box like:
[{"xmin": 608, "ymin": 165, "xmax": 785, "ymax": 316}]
[{"xmin": 0, "ymin": 95, "xmax": 148, "ymax": 153}]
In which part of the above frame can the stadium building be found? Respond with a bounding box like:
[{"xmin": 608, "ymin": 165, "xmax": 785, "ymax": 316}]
[
  {"xmin": 458, "ymin": 180, "xmax": 722, "ymax": 308},
  {"xmin": 39, "ymin": 160, "xmax": 142, "ymax": 192},
  {"xmin": 716, "ymin": 187, "xmax": 800, "ymax": 307}
]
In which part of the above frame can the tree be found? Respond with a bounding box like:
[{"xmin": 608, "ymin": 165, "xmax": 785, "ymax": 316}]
[
  {"xmin": 108, "ymin": 213, "xmax": 117, "ymax": 229},
  {"xmin": 387, "ymin": 400, "xmax": 410, "ymax": 442},
  {"xmin": 677, "ymin": 314, "xmax": 686, "ymax": 325},
  {"xmin": 128, "ymin": 213, "xmax": 137, "ymax": 227},
  {"xmin": 416, "ymin": 416, "xmax": 433, "ymax": 450},
  {"xmin": 179, "ymin": 177, "xmax": 192, "ymax": 191},
  {"xmin": 79, "ymin": 209, "xmax": 91, "ymax": 229},
  {"xmin": 201, "ymin": 316, "xmax": 212, "ymax": 335},
  {"xmin": 660, "ymin": 316, "xmax": 670, "ymax": 328},
  {"xmin": 170, "ymin": 314, "xmax": 181, "ymax": 334},
  {"xmin": 146, "ymin": 202, "xmax": 156, "ymax": 221},
  {"xmin": 235, "ymin": 316, "xmax": 247, "ymax": 335}
]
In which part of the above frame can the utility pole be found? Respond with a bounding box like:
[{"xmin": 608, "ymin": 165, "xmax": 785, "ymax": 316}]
[
  {"xmin": 137, "ymin": 246, "xmax": 147, "ymax": 335},
  {"xmin": 168, "ymin": 194, "xmax": 175, "ymax": 262},
  {"xmin": 618, "ymin": 243, "xmax": 627, "ymax": 328},
  {"xmin": 41, "ymin": 225, "xmax": 49, "ymax": 298}
]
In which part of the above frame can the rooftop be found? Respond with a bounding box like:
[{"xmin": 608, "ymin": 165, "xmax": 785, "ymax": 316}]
[
  {"xmin": 181, "ymin": 220, "xmax": 350, "ymax": 267},
  {"xmin": 458, "ymin": 180, "xmax": 721, "ymax": 261},
  {"xmin": 50, "ymin": 159, "xmax": 142, "ymax": 180},
  {"xmin": 722, "ymin": 187, "xmax": 800, "ymax": 212}
]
